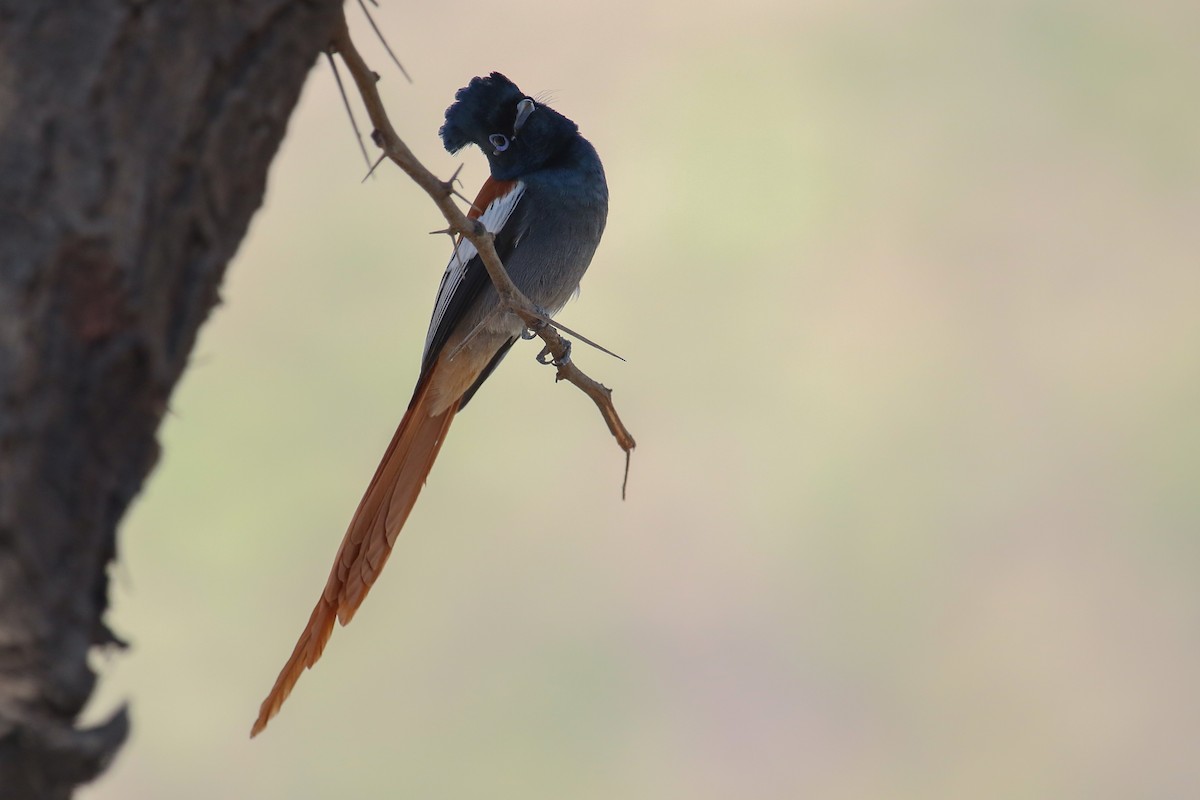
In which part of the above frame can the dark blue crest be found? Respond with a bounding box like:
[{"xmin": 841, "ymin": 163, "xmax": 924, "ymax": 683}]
[
  {"xmin": 439, "ymin": 72, "xmax": 581, "ymax": 180},
  {"xmin": 439, "ymin": 72, "xmax": 526, "ymax": 154}
]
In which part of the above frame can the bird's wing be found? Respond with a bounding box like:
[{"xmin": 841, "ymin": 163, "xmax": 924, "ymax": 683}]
[{"xmin": 421, "ymin": 177, "xmax": 528, "ymax": 374}]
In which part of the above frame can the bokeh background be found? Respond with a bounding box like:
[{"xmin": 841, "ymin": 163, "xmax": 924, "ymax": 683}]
[{"xmin": 81, "ymin": 1, "xmax": 1200, "ymax": 798}]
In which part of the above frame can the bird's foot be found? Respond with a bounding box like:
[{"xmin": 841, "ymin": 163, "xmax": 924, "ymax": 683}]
[
  {"xmin": 536, "ymin": 338, "xmax": 572, "ymax": 367},
  {"xmin": 521, "ymin": 305, "xmax": 552, "ymax": 339}
]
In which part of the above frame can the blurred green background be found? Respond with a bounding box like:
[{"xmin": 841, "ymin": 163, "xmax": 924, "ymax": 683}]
[{"xmin": 81, "ymin": 1, "xmax": 1200, "ymax": 798}]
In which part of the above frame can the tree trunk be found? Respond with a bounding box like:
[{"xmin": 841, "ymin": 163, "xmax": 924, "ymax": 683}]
[{"xmin": 0, "ymin": 1, "xmax": 342, "ymax": 796}]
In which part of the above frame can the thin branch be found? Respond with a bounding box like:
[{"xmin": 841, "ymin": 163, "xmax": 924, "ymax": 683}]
[{"xmin": 329, "ymin": 12, "xmax": 636, "ymax": 471}]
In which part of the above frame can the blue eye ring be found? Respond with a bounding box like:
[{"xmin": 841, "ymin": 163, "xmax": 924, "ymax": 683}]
[{"xmin": 489, "ymin": 133, "xmax": 510, "ymax": 153}]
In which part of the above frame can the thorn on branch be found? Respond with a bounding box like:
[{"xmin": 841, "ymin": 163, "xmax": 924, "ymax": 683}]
[
  {"xmin": 326, "ymin": 51, "xmax": 371, "ymax": 170},
  {"xmin": 622, "ymin": 451, "xmax": 631, "ymax": 500},
  {"xmin": 539, "ymin": 315, "xmax": 626, "ymax": 362},
  {"xmin": 442, "ymin": 165, "xmax": 479, "ymax": 209},
  {"xmin": 356, "ymin": 0, "xmax": 412, "ymax": 82},
  {"xmin": 361, "ymin": 153, "xmax": 388, "ymax": 183}
]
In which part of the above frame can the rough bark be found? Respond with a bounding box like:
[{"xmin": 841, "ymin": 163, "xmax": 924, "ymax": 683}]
[{"xmin": 0, "ymin": 1, "xmax": 342, "ymax": 796}]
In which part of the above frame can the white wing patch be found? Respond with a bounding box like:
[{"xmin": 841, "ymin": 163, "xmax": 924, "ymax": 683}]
[{"xmin": 423, "ymin": 181, "xmax": 526, "ymax": 360}]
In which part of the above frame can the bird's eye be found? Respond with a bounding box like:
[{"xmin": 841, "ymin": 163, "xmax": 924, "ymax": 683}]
[{"xmin": 489, "ymin": 133, "xmax": 510, "ymax": 153}]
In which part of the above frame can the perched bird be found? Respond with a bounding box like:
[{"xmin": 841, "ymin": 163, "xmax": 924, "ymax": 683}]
[{"xmin": 250, "ymin": 72, "xmax": 608, "ymax": 736}]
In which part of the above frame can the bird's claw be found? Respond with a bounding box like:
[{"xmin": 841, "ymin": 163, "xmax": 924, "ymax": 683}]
[
  {"xmin": 522, "ymin": 305, "xmax": 552, "ymax": 340},
  {"xmin": 536, "ymin": 338, "xmax": 572, "ymax": 367},
  {"xmin": 526, "ymin": 306, "xmax": 570, "ymax": 365}
]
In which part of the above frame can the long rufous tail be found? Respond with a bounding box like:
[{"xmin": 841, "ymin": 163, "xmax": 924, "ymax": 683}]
[{"xmin": 250, "ymin": 377, "xmax": 458, "ymax": 736}]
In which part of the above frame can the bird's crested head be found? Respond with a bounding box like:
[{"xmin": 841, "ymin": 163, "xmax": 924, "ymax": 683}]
[{"xmin": 440, "ymin": 72, "xmax": 579, "ymax": 180}]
